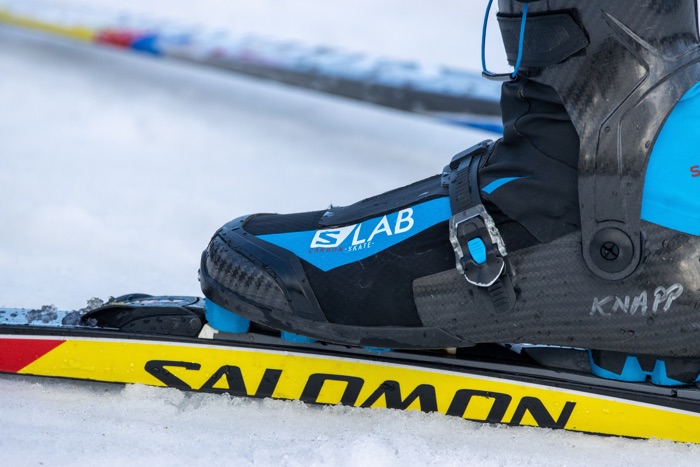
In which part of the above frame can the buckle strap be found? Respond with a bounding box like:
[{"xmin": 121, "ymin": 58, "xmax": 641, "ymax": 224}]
[
  {"xmin": 444, "ymin": 142, "xmax": 516, "ymax": 314},
  {"xmin": 449, "ymin": 205, "xmax": 506, "ymax": 287},
  {"xmin": 446, "ymin": 140, "xmax": 491, "ymax": 213}
]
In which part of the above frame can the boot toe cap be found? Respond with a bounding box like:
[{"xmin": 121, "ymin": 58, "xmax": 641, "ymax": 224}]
[{"xmin": 202, "ymin": 219, "xmax": 291, "ymax": 319}]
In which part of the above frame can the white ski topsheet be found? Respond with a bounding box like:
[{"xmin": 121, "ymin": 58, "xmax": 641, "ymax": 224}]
[{"xmin": 0, "ymin": 0, "xmax": 699, "ymax": 465}]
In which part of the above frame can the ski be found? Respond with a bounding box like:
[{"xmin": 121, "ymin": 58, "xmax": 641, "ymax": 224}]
[
  {"xmin": 1, "ymin": 294, "xmax": 699, "ymax": 443},
  {"xmin": 0, "ymin": 3, "xmax": 502, "ymax": 133}
]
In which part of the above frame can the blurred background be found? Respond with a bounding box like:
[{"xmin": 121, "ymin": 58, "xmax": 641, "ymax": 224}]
[{"xmin": 0, "ymin": 0, "xmax": 501, "ymax": 309}]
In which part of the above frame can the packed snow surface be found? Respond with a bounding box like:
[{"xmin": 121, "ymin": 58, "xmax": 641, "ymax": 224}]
[{"xmin": 1, "ymin": 1, "xmax": 699, "ymax": 465}]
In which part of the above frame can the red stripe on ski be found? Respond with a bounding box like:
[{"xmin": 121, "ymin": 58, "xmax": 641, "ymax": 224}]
[
  {"xmin": 95, "ymin": 29, "xmax": 146, "ymax": 48},
  {"xmin": 0, "ymin": 338, "xmax": 66, "ymax": 373}
]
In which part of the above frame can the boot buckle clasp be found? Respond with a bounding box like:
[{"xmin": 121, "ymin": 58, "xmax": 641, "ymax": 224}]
[{"xmin": 449, "ymin": 204, "xmax": 507, "ymax": 288}]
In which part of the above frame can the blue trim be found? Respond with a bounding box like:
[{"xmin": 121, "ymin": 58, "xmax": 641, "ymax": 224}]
[
  {"xmin": 481, "ymin": 0, "xmax": 495, "ymax": 74},
  {"xmin": 258, "ymin": 197, "xmax": 452, "ymax": 272},
  {"xmin": 461, "ymin": 122, "xmax": 504, "ymax": 134},
  {"xmin": 642, "ymin": 81, "xmax": 700, "ymax": 236},
  {"xmin": 481, "ymin": 0, "xmax": 528, "ymax": 78},
  {"xmin": 205, "ymin": 299, "xmax": 250, "ymax": 333},
  {"xmin": 589, "ymin": 353, "xmax": 646, "ymax": 382},
  {"xmin": 363, "ymin": 347, "xmax": 393, "ymax": 354},
  {"xmin": 481, "ymin": 176, "xmax": 522, "ymax": 194},
  {"xmin": 281, "ymin": 331, "xmax": 316, "ymax": 344},
  {"xmin": 467, "ymin": 238, "xmax": 487, "ymax": 264},
  {"xmin": 511, "ymin": 3, "xmax": 529, "ymax": 79},
  {"xmin": 649, "ymin": 361, "xmax": 678, "ymax": 386},
  {"xmin": 589, "ymin": 351, "xmax": 700, "ymax": 386}
]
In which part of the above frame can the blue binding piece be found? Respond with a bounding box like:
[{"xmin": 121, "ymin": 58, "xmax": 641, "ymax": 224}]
[
  {"xmin": 280, "ymin": 331, "xmax": 316, "ymax": 344},
  {"xmin": 589, "ymin": 352, "xmax": 700, "ymax": 386},
  {"xmin": 205, "ymin": 299, "xmax": 251, "ymax": 333}
]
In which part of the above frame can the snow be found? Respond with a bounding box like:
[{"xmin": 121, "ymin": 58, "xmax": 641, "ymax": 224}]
[{"xmin": 0, "ymin": 1, "xmax": 699, "ymax": 465}]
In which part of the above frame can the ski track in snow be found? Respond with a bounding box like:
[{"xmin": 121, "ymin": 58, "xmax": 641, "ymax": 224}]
[{"xmin": 1, "ymin": 1, "xmax": 699, "ymax": 465}]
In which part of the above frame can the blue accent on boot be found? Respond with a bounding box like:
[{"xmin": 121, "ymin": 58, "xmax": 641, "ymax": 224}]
[
  {"xmin": 363, "ymin": 347, "xmax": 393, "ymax": 354},
  {"xmin": 589, "ymin": 352, "xmax": 647, "ymax": 382},
  {"xmin": 649, "ymin": 361, "xmax": 700, "ymax": 386},
  {"xmin": 280, "ymin": 331, "xmax": 316, "ymax": 344},
  {"xmin": 481, "ymin": 0, "xmax": 528, "ymax": 79},
  {"xmin": 467, "ymin": 238, "xmax": 487, "ymax": 264},
  {"xmin": 481, "ymin": 176, "xmax": 523, "ymax": 195},
  {"xmin": 205, "ymin": 299, "xmax": 251, "ymax": 333},
  {"xmin": 257, "ymin": 197, "xmax": 452, "ymax": 272},
  {"xmin": 455, "ymin": 121, "xmax": 504, "ymax": 134},
  {"xmin": 649, "ymin": 360, "xmax": 682, "ymax": 386},
  {"xmin": 642, "ymin": 81, "xmax": 700, "ymax": 236}
]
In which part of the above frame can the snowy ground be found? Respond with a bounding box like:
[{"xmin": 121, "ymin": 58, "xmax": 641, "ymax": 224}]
[{"xmin": 1, "ymin": 1, "xmax": 699, "ymax": 465}]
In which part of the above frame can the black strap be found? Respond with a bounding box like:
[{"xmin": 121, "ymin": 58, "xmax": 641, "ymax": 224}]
[
  {"xmin": 444, "ymin": 142, "xmax": 516, "ymax": 314},
  {"xmin": 447, "ymin": 140, "xmax": 491, "ymax": 213},
  {"xmin": 497, "ymin": 11, "xmax": 588, "ymax": 69}
]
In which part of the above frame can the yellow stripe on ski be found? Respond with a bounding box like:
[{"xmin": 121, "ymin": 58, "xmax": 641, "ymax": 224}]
[
  {"xmin": 18, "ymin": 336, "xmax": 700, "ymax": 443},
  {"xmin": 0, "ymin": 9, "xmax": 96, "ymax": 42}
]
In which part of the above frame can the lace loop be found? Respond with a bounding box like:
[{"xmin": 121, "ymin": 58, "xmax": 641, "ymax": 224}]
[{"xmin": 481, "ymin": 0, "xmax": 529, "ymax": 81}]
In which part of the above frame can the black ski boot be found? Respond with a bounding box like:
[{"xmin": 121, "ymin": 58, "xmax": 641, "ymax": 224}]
[{"xmin": 201, "ymin": 0, "xmax": 700, "ymax": 385}]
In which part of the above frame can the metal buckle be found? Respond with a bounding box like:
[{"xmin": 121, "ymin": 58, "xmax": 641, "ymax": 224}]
[{"xmin": 449, "ymin": 205, "xmax": 507, "ymax": 287}]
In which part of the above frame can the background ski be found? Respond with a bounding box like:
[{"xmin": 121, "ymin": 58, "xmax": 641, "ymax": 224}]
[
  {"xmin": 1, "ymin": 295, "xmax": 699, "ymax": 444},
  {"xmin": 0, "ymin": 2, "xmax": 502, "ymax": 133}
]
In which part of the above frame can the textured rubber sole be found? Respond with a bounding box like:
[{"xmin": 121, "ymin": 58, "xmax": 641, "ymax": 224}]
[{"xmin": 200, "ymin": 247, "xmax": 468, "ymax": 349}]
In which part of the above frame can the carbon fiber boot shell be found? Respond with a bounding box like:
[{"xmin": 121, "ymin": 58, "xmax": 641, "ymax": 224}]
[
  {"xmin": 498, "ymin": 0, "xmax": 700, "ymax": 281},
  {"xmin": 415, "ymin": 222, "xmax": 700, "ymax": 357}
]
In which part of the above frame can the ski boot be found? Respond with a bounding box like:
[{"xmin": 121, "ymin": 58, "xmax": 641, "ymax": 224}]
[{"xmin": 201, "ymin": 0, "xmax": 700, "ymax": 386}]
